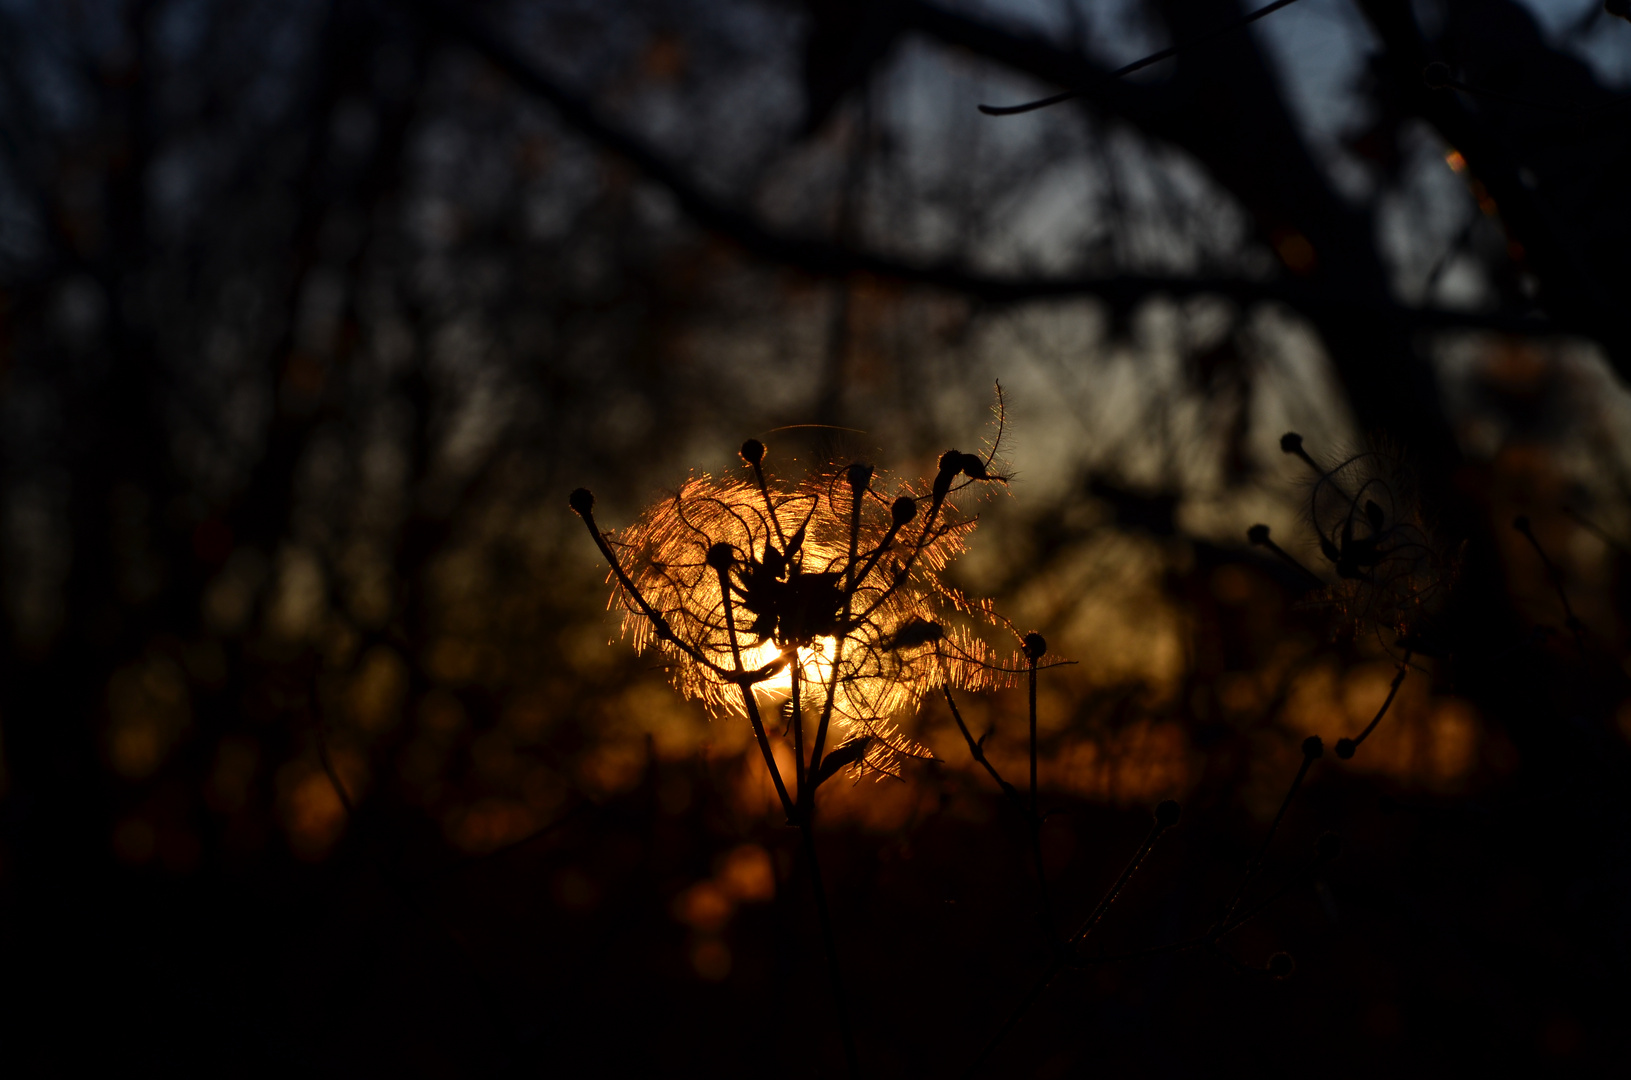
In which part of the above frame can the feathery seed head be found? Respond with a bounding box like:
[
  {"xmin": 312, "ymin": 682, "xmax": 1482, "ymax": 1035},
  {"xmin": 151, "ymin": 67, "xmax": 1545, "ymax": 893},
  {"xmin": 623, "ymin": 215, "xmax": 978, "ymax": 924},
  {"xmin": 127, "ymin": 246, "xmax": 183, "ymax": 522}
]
[{"xmin": 599, "ymin": 421, "xmax": 1018, "ymax": 779}]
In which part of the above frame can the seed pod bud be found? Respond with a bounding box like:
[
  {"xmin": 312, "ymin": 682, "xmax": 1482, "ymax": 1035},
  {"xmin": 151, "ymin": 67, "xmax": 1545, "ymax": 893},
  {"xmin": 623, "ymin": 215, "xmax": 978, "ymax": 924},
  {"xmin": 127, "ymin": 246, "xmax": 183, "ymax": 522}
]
[
  {"xmin": 891, "ymin": 496, "xmax": 917, "ymax": 527},
  {"xmin": 1316, "ymin": 831, "xmax": 1342, "ymax": 861},
  {"xmin": 740, "ymin": 439, "xmax": 765, "ymax": 466},
  {"xmin": 1279, "ymin": 432, "xmax": 1303, "ymax": 455},
  {"xmin": 960, "ymin": 453, "xmax": 988, "ymax": 480},
  {"xmin": 1335, "ymin": 738, "xmax": 1356, "ymax": 760},
  {"xmin": 705, "ymin": 542, "xmax": 735, "ymax": 570},
  {"xmin": 934, "ymin": 450, "xmax": 963, "ymax": 497},
  {"xmin": 1247, "ymin": 524, "xmax": 1271, "ymax": 546},
  {"xmin": 846, "ymin": 462, "xmax": 874, "ymax": 491},
  {"xmin": 1422, "ymin": 61, "xmax": 1451, "ymax": 90},
  {"xmin": 569, "ymin": 488, "xmax": 595, "ymax": 515},
  {"xmin": 1266, "ymin": 952, "xmax": 1296, "ymax": 979},
  {"xmin": 1610, "ymin": 0, "xmax": 1631, "ymax": 21},
  {"xmin": 1155, "ymin": 799, "xmax": 1182, "ymax": 828},
  {"xmin": 888, "ymin": 619, "xmax": 945, "ymax": 650},
  {"xmin": 1022, "ymin": 632, "xmax": 1046, "ymax": 660},
  {"xmin": 1302, "ymin": 735, "xmax": 1324, "ymax": 760}
]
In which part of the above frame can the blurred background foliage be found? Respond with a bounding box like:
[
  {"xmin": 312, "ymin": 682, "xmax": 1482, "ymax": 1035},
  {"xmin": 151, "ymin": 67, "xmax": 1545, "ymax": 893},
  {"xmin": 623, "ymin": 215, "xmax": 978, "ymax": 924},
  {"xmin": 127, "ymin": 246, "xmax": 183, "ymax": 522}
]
[{"xmin": 3, "ymin": 0, "xmax": 1631, "ymax": 1073}]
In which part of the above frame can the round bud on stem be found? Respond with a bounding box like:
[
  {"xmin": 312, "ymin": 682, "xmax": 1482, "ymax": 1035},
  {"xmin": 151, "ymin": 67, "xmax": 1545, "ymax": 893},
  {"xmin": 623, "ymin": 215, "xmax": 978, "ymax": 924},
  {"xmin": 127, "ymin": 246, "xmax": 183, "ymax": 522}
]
[
  {"xmin": 569, "ymin": 488, "xmax": 595, "ymax": 516},
  {"xmin": 1422, "ymin": 61, "xmax": 1451, "ymax": 90},
  {"xmin": 960, "ymin": 453, "xmax": 988, "ymax": 480},
  {"xmin": 1610, "ymin": 0, "xmax": 1631, "ymax": 20},
  {"xmin": 1279, "ymin": 432, "xmax": 1303, "ymax": 455},
  {"xmin": 1154, "ymin": 799, "xmax": 1182, "ymax": 828},
  {"xmin": 1247, "ymin": 524, "xmax": 1271, "ymax": 546},
  {"xmin": 740, "ymin": 439, "xmax": 765, "ymax": 466},
  {"xmin": 1302, "ymin": 735, "xmax": 1324, "ymax": 760},
  {"xmin": 1266, "ymin": 952, "xmax": 1296, "ymax": 979},
  {"xmin": 846, "ymin": 463, "xmax": 874, "ymax": 492},
  {"xmin": 891, "ymin": 496, "xmax": 917, "ymax": 527},
  {"xmin": 705, "ymin": 542, "xmax": 735, "ymax": 570},
  {"xmin": 1316, "ymin": 831, "xmax": 1343, "ymax": 861},
  {"xmin": 889, "ymin": 619, "xmax": 945, "ymax": 649},
  {"xmin": 1335, "ymin": 737, "xmax": 1356, "ymax": 760},
  {"xmin": 1022, "ymin": 632, "xmax": 1047, "ymax": 661},
  {"xmin": 934, "ymin": 450, "xmax": 963, "ymax": 497}
]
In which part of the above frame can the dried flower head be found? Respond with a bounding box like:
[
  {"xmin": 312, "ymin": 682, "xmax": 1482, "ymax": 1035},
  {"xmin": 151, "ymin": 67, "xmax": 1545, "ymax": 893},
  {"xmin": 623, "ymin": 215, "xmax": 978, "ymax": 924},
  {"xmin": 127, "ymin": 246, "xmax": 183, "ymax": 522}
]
[
  {"xmin": 577, "ymin": 390, "xmax": 1039, "ymax": 786},
  {"xmin": 1281, "ymin": 433, "xmax": 1456, "ymax": 653}
]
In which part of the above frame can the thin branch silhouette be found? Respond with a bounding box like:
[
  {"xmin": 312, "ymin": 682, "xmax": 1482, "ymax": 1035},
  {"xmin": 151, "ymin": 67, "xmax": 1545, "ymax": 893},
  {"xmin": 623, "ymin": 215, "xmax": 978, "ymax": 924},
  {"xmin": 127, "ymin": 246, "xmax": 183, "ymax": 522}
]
[
  {"xmin": 965, "ymin": 799, "xmax": 1181, "ymax": 1077},
  {"xmin": 1336, "ymin": 652, "xmax": 1413, "ymax": 760},
  {"xmin": 1513, "ymin": 514, "xmax": 1586, "ymax": 656},
  {"xmin": 979, "ymin": 0, "xmax": 1307, "ymax": 116},
  {"xmin": 410, "ymin": 0, "xmax": 1562, "ymax": 339}
]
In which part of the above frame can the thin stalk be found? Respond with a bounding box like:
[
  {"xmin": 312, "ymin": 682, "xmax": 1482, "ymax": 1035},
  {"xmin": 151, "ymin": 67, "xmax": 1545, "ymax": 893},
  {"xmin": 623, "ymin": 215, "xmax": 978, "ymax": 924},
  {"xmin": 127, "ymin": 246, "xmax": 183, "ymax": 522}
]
[
  {"xmin": 850, "ymin": 517, "xmax": 905, "ymax": 585},
  {"xmin": 967, "ymin": 812, "xmax": 1175, "ymax": 1076},
  {"xmin": 791, "ymin": 660, "xmax": 806, "ymax": 806},
  {"xmin": 943, "ymin": 682, "xmax": 1051, "ymax": 936},
  {"xmin": 1337, "ymin": 651, "xmax": 1412, "ymax": 759},
  {"xmin": 800, "ymin": 815, "xmax": 861, "ymax": 1078},
  {"xmin": 809, "ymin": 637, "xmax": 846, "ymax": 784},
  {"xmin": 750, "ymin": 458, "xmax": 789, "ymax": 552},
  {"xmin": 1514, "ymin": 515, "xmax": 1586, "ymax": 656},
  {"xmin": 573, "ymin": 501, "xmax": 734, "ymax": 678},
  {"xmin": 852, "ymin": 475, "xmax": 950, "ymax": 625},
  {"xmin": 1213, "ymin": 738, "xmax": 1321, "ymax": 934},
  {"xmin": 1073, "ymin": 847, "xmax": 1333, "ymax": 970},
  {"xmin": 1066, "ymin": 819, "xmax": 1170, "ymax": 949},
  {"xmin": 944, "ymin": 684, "xmax": 1026, "ymax": 813},
  {"xmin": 1248, "ymin": 525, "xmax": 1325, "ymax": 588},
  {"xmin": 716, "ymin": 564, "xmax": 795, "ymax": 819},
  {"xmin": 1027, "ymin": 656, "xmax": 1038, "ymax": 818},
  {"xmin": 1024, "ymin": 656, "xmax": 1053, "ymax": 938},
  {"xmin": 1212, "ymin": 851, "xmax": 1327, "ymax": 938},
  {"xmin": 810, "ymin": 472, "xmax": 867, "ymax": 773}
]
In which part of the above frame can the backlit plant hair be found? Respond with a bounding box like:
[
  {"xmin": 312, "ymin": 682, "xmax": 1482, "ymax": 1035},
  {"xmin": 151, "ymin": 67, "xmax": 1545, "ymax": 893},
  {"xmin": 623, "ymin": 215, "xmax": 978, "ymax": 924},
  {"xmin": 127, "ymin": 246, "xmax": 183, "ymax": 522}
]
[{"xmin": 572, "ymin": 404, "xmax": 1037, "ymax": 789}]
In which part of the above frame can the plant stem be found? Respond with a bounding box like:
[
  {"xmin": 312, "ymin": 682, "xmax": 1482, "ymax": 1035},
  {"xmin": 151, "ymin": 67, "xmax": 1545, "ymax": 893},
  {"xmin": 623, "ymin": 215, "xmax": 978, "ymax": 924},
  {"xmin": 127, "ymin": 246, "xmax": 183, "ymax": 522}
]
[
  {"xmin": 716, "ymin": 564, "xmax": 796, "ymax": 819},
  {"xmin": 944, "ymin": 683, "xmax": 1051, "ymax": 932},
  {"xmin": 1341, "ymin": 650, "xmax": 1411, "ymax": 756},
  {"xmin": 792, "ymin": 660, "xmax": 807, "ymax": 806},
  {"xmin": 944, "ymin": 684, "xmax": 1025, "ymax": 812},
  {"xmin": 1214, "ymin": 738, "xmax": 1320, "ymax": 933},
  {"xmin": 1514, "ymin": 515, "xmax": 1586, "ymax": 656},
  {"xmin": 1025, "ymin": 659, "xmax": 1053, "ymax": 937},
  {"xmin": 800, "ymin": 816, "xmax": 861, "ymax": 1078},
  {"xmin": 966, "ymin": 812, "xmax": 1174, "ymax": 1076},
  {"xmin": 1028, "ymin": 657, "xmax": 1038, "ymax": 818}
]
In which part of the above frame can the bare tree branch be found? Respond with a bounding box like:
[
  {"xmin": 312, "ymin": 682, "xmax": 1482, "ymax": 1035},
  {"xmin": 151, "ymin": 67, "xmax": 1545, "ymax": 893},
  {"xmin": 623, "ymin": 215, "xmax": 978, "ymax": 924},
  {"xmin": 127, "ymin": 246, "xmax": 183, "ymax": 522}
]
[{"xmin": 412, "ymin": 0, "xmax": 1559, "ymax": 340}]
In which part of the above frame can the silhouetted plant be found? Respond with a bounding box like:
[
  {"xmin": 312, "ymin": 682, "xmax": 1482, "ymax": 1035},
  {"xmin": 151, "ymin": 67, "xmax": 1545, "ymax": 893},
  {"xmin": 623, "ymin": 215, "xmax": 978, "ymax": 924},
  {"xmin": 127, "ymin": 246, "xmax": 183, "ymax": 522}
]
[
  {"xmin": 1248, "ymin": 432, "xmax": 1448, "ymax": 759},
  {"xmin": 569, "ymin": 391, "xmax": 1072, "ymax": 1074},
  {"xmin": 1279, "ymin": 431, "xmax": 1456, "ymax": 655},
  {"xmin": 1513, "ymin": 514, "xmax": 1587, "ymax": 656}
]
